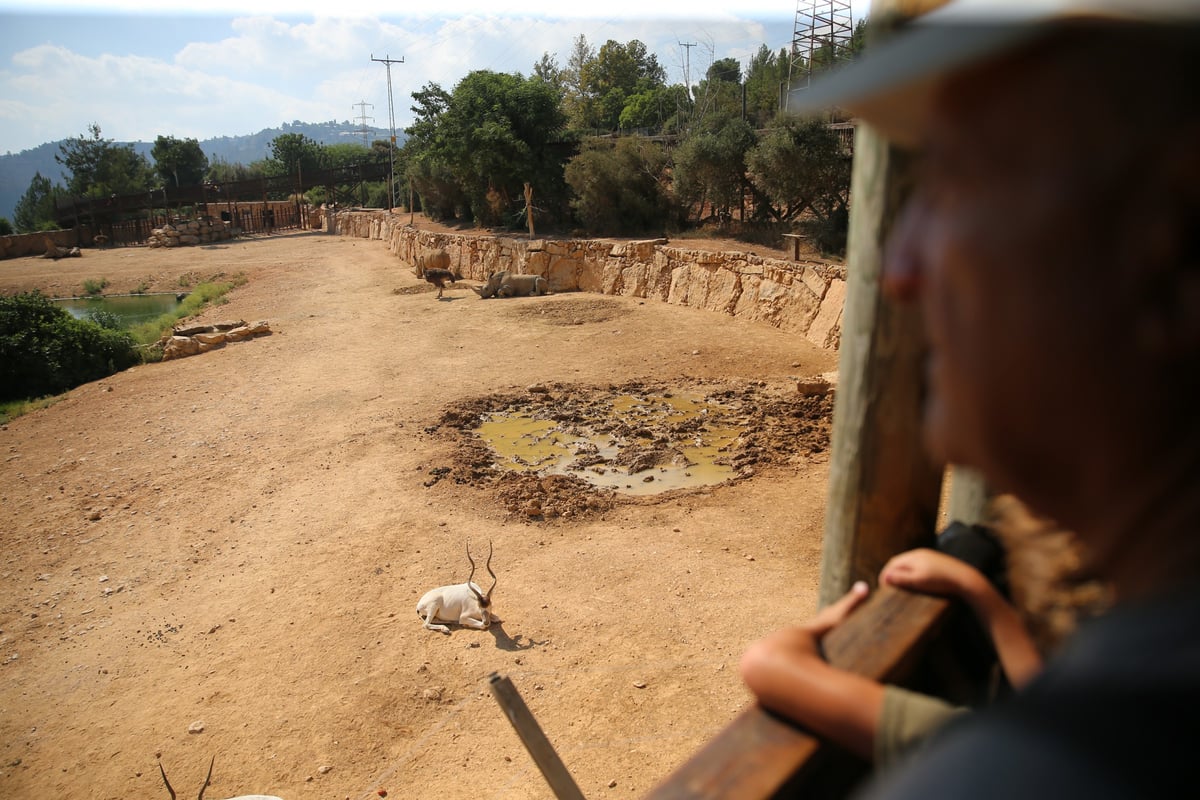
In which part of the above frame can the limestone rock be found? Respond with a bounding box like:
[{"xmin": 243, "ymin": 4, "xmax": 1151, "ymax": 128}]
[
  {"xmin": 193, "ymin": 332, "xmax": 227, "ymax": 346},
  {"xmin": 160, "ymin": 321, "xmax": 270, "ymax": 361},
  {"xmin": 162, "ymin": 336, "xmax": 200, "ymax": 360}
]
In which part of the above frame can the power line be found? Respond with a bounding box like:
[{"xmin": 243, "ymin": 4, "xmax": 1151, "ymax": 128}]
[{"xmin": 678, "ymin": 40, "xmax": 697, "ymax": 100}]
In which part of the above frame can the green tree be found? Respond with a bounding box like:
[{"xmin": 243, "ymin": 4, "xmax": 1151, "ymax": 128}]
[
  {"xmin": 533, "ymin": 52, "xmax": 565, "ymax": 98},
  {"xmin": 324, "ymin": 142, "xmax": 375, "ymax": 168},
  {"xmin": 13, "ymin": 172, "xmax": 60, "ymax": 233},
  {"xmin": 707, "ymin": 57, "xmax": 742, "ymax": 85},
  {"xmin": 370, "ymin": 138, "xmax": 395, "ymax": 164},
  {"xmin": 206, "ymin": 157, "xmax": 265, "ymax": 184},
  {"xmin": 267, "ymin": 133, "xmax": 325, "ymax": 179},
  {"xmin": 619, "ymin": 84, "xmax": 691, "ymax": 132},
  {"xmin": 402, "ymin": 82, "xmax": 463, "ymax": 219},
  {"xmin": 575, "ymin": 39, "xmax": 666, "ymax": 130},
  {"xmin": 565, "ymin": 137, "xmax": 677, "ymax": 235},
  {"xmin": 0, "ymin": 218, "xmax": 13, "ymax": 236},
  {"xmin": 151, "ymin": 135, "xmax": 209, "ymax": 188},
  {"xmin": 312, "ymin": 142, "xmax": 389, "ymax": 207},
  {"xmin": 746, "ymin": 114, "xmax": 851, "ymax": 252},
  {"xmin": 744, "ymin": 45, "xmax": 790, "ymax": 127},
  {"xmin": 672, "ymin": 118, "xmax": 757, "ymax": 222},
  {"xmin": 404, "ymin": 70, "xmax": 568, "ymax": 227},
  {"xmin": 56, "ymin": 123, "xmax": 154, "ymax": 198},
  {"xmin": 562, "ymin": 35, "xmax": 596, "ymax": 130},
  {"xmin": 848, "ymin": 17, "xmax": 869, "ymax": 59},
  {"xmin": 691, "ymin": 58, "xmax": 746, "ymax": 130}
]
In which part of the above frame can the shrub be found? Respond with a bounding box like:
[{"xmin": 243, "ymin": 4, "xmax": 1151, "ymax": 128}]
[
  {"xmin": 0, "ymin": 291, "xmax": 137, "ymax": 403},
  {"xmin": 82, "ymin": 278, "xmax": 109, "ymax": 296},
  {"xmin": 564, "ymin": 138, "xmax": 679, "ymax": 235},
  {"xmin": 84, "ymin": 308, "xmax": 123, "ymax": 330}
]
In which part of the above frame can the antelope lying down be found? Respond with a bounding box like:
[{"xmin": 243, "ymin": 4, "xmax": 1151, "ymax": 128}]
[{"xmin": 417, "ymin": 541, "xmax": 500, "ymax": 633}]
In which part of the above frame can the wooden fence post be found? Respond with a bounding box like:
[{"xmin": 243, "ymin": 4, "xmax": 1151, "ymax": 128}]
[{"xmin": 818, "ymin": 4, "xmax": 949, "ymax": 608}]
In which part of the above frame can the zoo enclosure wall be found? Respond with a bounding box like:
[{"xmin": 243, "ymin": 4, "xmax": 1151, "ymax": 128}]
[{"xmin": 330, "ymin": 209, "xmax": 848, "ymax": 351}]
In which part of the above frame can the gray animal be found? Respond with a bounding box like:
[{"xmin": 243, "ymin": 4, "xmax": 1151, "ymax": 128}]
[
  {"xmin": 472, "ymin": 270, "xmax": 549, "ymax": 299},
  {"xmin": 424, "ymin": 267, "xmax": 463, "ymax": 298}
]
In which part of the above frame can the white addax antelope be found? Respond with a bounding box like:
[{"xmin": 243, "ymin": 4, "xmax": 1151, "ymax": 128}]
[{"xmin": 416, "ymin": 541, "xmax": 500, "ymax": 633}]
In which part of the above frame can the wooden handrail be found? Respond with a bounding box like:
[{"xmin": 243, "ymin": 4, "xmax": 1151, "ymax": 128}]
[{"xmin": 643, "ymin": 585, "xmax": 953, "ymax": 800}]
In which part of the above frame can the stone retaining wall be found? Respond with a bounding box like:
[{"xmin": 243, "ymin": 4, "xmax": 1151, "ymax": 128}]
[
  {"xmin": 0, "ymin": 229, "xmax": 81, "ymax": 260},
  {"xmin": 328, "ymin": 210, "xmax": 846, "ymax": 350}
]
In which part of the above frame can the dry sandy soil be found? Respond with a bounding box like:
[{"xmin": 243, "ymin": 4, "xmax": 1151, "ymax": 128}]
[{"xmin": 0, "ymin": 222, "xmax": 839, "ymax": 800}]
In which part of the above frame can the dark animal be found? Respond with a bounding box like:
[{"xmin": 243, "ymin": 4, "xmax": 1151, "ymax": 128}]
[{"xmin": 424, "ymin": 268, "xmax": 463, "ymax": 299}]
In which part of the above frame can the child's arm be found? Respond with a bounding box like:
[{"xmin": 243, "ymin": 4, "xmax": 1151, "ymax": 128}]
[
  {"xmin": 739, "ymin": 581, "xmax": 885, "ymax": 760},
  {"xmin": 880, "ymin": 548, "xmax": 1042, "ymax": 688}
]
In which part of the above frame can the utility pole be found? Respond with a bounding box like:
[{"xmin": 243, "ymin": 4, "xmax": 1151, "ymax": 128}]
[
  {"xmin": 678, "ymin": 41, "xmax": 696, "ymax": 100},
  {"xmin": 371, "ymin": 53, "xmax": 405, "ymax": 210},
  {"xmin": 352, "ymin": 100, "xmax": 375, "ymax": 147}
]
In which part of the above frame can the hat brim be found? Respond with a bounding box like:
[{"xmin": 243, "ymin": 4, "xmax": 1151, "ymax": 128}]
[{"xmin": 787, "ymin": 22, "xmax": 1048, "ymax": 147}]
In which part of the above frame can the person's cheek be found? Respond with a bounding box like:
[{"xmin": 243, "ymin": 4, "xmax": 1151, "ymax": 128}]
[{"xmin": 882, "ymin": 198, "xmax": 926, "ymax": 304}]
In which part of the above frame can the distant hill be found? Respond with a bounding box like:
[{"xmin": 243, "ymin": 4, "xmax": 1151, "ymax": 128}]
[{"xmin": 0, "ymin": 120, "xmax": 400, "ymax": 225}]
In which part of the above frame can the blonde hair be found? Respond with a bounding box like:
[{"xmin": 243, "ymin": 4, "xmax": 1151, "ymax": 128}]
[{"xmin": 987, "ymin": 494, "xmax": 1111, "ymax": 655}]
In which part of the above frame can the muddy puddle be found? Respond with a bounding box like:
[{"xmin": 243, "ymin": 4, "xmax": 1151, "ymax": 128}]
[
  {"xmin": 431, "ymin": 379, "xmax": 835, "ymax": 519},
  {"xmin": 477, "ymin": 391, "xmax": 743, "ymax": 496}
]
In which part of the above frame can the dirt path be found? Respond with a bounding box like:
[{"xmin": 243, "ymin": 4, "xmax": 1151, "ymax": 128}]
[{"xmin": 0, "ymin": 230, "xmax": 838, "ymax": 800}]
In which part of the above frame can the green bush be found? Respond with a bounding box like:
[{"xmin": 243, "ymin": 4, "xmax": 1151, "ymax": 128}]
[
  {"xmin": 82, "ymin": 278, "xmax": 109, "ymax": 296},
  {"xmin": 564, "ymin": 138, "xmax": 679, "ymax": 235},
  {"xmin": 84, "ymin": 308, "xmax": 123, "ymax": 330},
  {"xmin": 0, "ymin": 291, "xmax": 137, "ymax": 403}
]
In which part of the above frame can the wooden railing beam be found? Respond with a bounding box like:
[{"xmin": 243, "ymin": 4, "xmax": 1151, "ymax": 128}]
[{"xmin": 643, "ymin": 585, "xmax": 952, "ymax": 800}]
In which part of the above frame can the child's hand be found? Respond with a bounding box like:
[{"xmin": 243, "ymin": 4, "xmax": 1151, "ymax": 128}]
[
  {"xmin": 800, "ymin": 580, "xmax": 871, "ymax": 639},
  {"xmin": 879, "ymin": 548, "xmax": 984, "ymax": 600},
  {"xmin": 745, "ymin": 581, "xmax": 871, "ymax": 663},
  {"xmin": 738, "ymin": 581, "xmax": 884, "ymax": 760}
]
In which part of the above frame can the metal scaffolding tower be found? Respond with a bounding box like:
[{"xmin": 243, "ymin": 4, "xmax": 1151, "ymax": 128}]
[{"xmin": 786, "ymin": 0, "xmax": 854, "ymax": 111}]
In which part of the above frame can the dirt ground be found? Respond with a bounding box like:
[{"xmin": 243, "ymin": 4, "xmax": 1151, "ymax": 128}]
[{"xmin": 0, "ymin": 221, "xmax": 840, "ymax": 800}]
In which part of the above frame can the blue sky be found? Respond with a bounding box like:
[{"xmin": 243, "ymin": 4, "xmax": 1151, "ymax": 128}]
[{"xmin": 0, "ymin": 1, "xmax": 817, "ymax": 155}]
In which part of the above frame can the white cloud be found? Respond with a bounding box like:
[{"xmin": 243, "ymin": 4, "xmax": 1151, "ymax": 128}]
[
  {"xmin": 1, "ymin": 40, "xmax": 330, "ymax": 148},
  {"xmin": 2, "ymin": 0, "xmax": 789, "ymax": 19},
  {"xmin": 0, "ymin": 9, "xmax": 794, "ymax": 153}
]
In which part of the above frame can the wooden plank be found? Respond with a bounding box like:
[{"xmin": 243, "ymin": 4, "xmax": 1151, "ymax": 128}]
[
  {"xmin": 817, "ymin": 15, "xmax": 944, "ymax": 609},
  {"xmin": 643, "ymin": 585, "xmax": 952, "ymax": 800}
]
